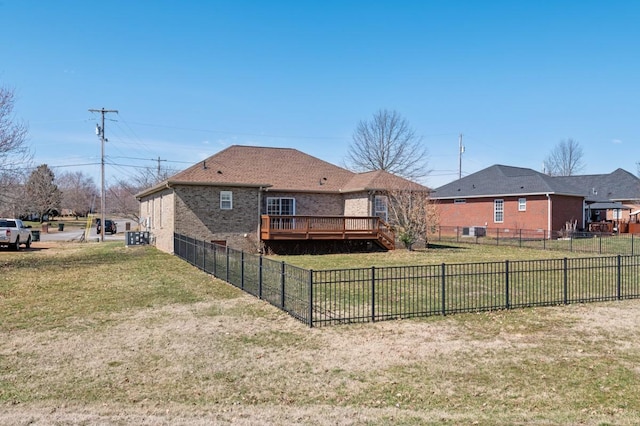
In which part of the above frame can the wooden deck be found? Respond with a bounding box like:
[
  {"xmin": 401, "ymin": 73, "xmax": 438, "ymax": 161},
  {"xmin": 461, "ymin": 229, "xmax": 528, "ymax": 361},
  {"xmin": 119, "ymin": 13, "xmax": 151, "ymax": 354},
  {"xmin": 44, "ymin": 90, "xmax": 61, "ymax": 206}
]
[{"xmin": 260, "ymin": 215, "xmax": 395, "ymax": 250}]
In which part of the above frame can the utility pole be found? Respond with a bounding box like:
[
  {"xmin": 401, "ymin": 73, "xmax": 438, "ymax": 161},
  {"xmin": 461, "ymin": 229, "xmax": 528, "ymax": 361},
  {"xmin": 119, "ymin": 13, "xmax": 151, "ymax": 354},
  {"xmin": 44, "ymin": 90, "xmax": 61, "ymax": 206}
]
[
  {"xmin": 89, "ymin": 108, "xmax": 118, "ymax": 242},
  {"xmin": 156, "ymin": 156, "xmax": 167, "ymax": 180},
  {"xmin": 458, "ymin": 133, "xmax": 464, "ymax": 180}
]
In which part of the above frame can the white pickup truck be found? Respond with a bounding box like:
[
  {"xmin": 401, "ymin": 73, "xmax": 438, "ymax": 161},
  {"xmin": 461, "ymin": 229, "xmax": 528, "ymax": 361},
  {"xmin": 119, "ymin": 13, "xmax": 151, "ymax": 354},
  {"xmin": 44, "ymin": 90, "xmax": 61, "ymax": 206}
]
[{"xmin": 0, "ymin": 218, "xmax": 33, "ymax": 250}]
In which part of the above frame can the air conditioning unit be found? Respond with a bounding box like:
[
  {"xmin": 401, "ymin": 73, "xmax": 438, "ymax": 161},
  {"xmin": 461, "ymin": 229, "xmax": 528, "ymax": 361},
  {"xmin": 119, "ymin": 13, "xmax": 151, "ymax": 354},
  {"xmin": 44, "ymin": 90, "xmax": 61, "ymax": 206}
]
[
  {"xmin": 473, "ymin": 226, "xmax": 487, "ymax": 237},
  {"xmin": 462, "ymin": 226, "xmax": 486, "ymax": 237}
]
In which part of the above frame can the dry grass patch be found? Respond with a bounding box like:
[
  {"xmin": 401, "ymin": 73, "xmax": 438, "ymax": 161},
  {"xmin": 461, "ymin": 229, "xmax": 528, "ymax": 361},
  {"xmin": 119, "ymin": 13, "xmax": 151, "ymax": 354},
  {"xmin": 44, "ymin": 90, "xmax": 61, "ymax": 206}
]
[{"xmin": 1, "ymin": 242, "xmax": 640, "ymax": 425}]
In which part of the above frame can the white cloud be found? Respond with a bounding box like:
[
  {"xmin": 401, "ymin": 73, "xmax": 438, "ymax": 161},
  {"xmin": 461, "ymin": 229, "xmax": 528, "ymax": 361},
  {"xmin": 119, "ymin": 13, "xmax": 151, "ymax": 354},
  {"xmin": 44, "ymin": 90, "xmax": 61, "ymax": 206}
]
[{"xmin": 612, "ymin": 139, "xmax": 623, "ymax": 144}]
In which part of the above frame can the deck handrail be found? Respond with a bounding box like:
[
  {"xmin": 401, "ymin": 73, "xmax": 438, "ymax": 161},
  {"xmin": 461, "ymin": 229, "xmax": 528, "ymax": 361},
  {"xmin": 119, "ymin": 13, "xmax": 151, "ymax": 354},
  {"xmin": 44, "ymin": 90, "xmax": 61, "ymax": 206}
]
[{"xmin": 260, "ymin": 215, "xmax": 395, "ymax": 249}]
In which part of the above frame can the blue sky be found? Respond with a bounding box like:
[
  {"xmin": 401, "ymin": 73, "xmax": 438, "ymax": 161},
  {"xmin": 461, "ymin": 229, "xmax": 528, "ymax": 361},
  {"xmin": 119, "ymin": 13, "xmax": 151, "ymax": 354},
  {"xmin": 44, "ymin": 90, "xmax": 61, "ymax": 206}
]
[{"xmin": 2, "ymin": 1, "xmax": 639, "ymax": 189}]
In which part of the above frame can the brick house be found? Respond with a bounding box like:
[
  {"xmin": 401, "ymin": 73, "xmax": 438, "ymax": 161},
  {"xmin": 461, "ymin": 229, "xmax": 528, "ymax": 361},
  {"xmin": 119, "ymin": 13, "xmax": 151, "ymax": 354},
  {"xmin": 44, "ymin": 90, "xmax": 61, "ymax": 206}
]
[
  {"xmin": 136, "ymin": 145, "xmax": 427, "ymax": 253},
  {"xmin": 432, "ymin": 165, "xmax": 640, "ymax": 235}
]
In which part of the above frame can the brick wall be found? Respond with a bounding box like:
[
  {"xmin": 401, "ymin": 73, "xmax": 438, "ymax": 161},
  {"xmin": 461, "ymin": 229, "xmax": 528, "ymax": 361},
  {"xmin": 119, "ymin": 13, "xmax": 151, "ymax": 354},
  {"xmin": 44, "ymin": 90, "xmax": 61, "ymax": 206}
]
[
  {"xmin": 437, "ymin": 195, "xmax": 584, "ymax": 232},
  {"xmin": 551, "ymin": 195, "xmax": 584, "ymax": 231},
  {"xmin": 138, "ymin": 188, "xmax": 175, "ymax": 253},
  {"xmin": 142, "ymin": 185, "xmax": 410, "ymax": 254},
  {"xmin": 344, "ymin": 192, "xmax": 371, "ymax": 216},
  {"xmin": 263, "ymin": 191, "xmax": 344, "ymax": 215},
  {"xmin": 436, "ymin": 196, "xmax": 548, "ymax": 230},
  {"xmin": 174, "ymin": 185, "xmax": 261, "ymax": 253}
]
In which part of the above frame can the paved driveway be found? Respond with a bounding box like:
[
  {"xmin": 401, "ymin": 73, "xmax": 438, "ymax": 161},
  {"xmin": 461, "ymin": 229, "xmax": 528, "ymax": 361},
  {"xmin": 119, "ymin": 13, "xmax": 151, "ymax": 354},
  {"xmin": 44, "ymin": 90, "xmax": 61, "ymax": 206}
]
[{"xmin": 37, "ymin": 219, "xmax": 129, "ymax": 243}]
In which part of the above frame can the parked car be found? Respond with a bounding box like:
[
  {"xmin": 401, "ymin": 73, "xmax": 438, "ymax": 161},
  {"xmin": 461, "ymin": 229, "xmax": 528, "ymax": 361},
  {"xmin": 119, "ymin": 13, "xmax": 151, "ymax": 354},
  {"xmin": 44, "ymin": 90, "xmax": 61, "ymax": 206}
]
[
  {"xmin": 0, "ymin": 218, "xmax": 32, "ymax": 250},
  {"xmin": 96, "ymin": 218, "xmax": 117, "ymax": 234}
]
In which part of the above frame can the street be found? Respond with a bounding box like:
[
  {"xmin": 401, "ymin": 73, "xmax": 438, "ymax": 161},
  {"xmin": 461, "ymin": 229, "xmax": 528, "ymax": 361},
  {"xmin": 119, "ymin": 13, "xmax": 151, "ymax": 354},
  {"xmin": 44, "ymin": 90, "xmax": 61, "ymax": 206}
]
[{"xmin": 37, "ymin": 219, "xmax": 130, "ymax": 243}]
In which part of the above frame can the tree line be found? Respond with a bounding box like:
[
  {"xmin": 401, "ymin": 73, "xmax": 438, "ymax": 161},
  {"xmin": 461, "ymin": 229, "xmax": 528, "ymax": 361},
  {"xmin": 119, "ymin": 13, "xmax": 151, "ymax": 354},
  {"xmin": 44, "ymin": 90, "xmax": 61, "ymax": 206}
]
[{"xmin": 1, "ymin": 163, "xmax": 173, "ymax": 222}]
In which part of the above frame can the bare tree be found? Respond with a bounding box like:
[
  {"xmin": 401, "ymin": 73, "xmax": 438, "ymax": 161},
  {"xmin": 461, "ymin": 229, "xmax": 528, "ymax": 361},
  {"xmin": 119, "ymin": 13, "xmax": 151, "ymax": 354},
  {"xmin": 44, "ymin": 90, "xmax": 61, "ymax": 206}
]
[
  {"xmin": 0, "ymin": 86, "xmax": 31, "ymax": 212},
  {"xmin": 385, "ymin": 186, "xmax": 438, "ymax": 250},
  {"xmin": 346, "ymin": 109, "xmax": 429, "ymax": 181},
  {"xmin": 25, "ymin": 164, "xmax": 62, "ymax": 221},
  {"xmin": 544, "ymin": 138, "xmax": 585, "ymax": 176},
  {"xmin": 107, "ymin": 165, "xmax": 178, "ymax": 220},
  {"xmin": 0, "ymin": 173, "xmax": 25, "ymax": 217},
  {"xmin": 0, "ymin": 86, "xmax": 30, "ymax": 171},
  {"xmin": 56, "ymin": 171, "xmax": 99, "ymax": 218},
  {"xmin": 107, "ymin": 182, "xmax": 141, "ymax": 220}
]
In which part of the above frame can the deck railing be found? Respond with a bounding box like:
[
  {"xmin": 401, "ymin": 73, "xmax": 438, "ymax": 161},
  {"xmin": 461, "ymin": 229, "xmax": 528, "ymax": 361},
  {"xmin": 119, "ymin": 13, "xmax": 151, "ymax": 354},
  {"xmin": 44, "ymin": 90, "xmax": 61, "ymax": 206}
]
[{"xmin": 260, "ymin": 215, "xmax": 395, "ymax": 249}]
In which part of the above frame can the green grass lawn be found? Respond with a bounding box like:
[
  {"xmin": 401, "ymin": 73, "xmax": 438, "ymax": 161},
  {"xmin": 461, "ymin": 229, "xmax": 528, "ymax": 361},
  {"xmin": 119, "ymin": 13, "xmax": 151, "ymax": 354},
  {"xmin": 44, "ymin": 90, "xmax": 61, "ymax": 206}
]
[
  {"xmin": 2, "ymin": 241, "xmax": 640, "ymax": 424},
  {"xmin": 272, "ymin": 242, "xmax": 594, "ymax": 270},
  {"xmin": 432, "ymin": 233, "xmax": 640, "ymax": 256}
]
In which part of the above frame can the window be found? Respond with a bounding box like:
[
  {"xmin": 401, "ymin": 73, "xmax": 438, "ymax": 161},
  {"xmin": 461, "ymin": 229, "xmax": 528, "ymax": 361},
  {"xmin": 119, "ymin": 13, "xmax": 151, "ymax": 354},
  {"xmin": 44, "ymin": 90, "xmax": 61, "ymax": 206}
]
[
  {"xmin": 613, "ymin": 209, "xmax": 622, "ymax": 220},
  {"xmin": 266, "ymin": 197, "xmax": 295, "ymax": 215},
  {"xmin": 220, "ymin": 191, "xmax": 233, "ymax": 210},
  {"xmin": 518, "ymin": 198, "xmax": 527, "ymax": 212},
  {"xmin": 494, "ymin": 199, "xmax": 504, "ymax": 223},
  {"xmin": 374, "ymin": 195, "xmax": 388, "ymax": 221}
]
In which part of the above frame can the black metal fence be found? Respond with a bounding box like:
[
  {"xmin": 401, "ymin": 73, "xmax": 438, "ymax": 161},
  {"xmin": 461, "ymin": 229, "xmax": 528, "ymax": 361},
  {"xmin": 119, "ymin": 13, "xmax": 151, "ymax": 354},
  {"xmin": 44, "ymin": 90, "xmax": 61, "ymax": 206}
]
[
  {"xmin": 174, "ymin": 234, "xmax": 312, "ymax": 324},
  {"xmin": 431, "ymin": 225, "xmax": 640, "ymax": 256},
  {"xmin": 174, "ymin": 233, "xmax": 640, "ymax": 327}
]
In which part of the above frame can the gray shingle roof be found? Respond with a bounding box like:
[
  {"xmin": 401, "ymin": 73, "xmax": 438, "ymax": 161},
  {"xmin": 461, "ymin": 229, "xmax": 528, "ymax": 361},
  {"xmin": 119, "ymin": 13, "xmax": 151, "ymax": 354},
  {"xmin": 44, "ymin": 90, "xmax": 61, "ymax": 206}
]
[
  {"xmin": 432, "ymin": 165, "xmax": 584, "ymax": 199},
  {"xmin": 433, "ymin": 165, "xmax": 640, "ymax": 202},
  {"xmin": 554, "ymin": 169, "xmax": 640, "ymax": 202}
]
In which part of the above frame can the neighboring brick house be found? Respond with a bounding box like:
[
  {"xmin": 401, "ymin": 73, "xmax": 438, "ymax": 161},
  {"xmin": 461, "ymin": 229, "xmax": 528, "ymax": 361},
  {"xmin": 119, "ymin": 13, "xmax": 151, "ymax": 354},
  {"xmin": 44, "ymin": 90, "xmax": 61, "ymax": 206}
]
[
  {"xmin": 432, "ymin": 165, "xmax": 640, "ymax": 235},
  {"xmin": 136, "ymin": 145, "xmax": 427, "ymax": 253},
  {"xmin": 554, "ymin": 168, "xmax": 640, "ymax": 227}
]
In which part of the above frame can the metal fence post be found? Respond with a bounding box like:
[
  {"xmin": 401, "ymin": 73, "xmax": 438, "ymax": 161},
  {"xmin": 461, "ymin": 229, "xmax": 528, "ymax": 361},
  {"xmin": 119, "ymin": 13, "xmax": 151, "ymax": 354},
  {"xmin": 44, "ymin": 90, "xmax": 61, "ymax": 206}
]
[
  {"xmin": 309, "ymin": 269, "xmax": 314, "ymax": 328},
  {"xmin": 226, "ymin": 246, "xmax": 230, "ymax": 283},
  {"xmin": 563, "ymin": 257, "xmax": 568, "ymax": 304},
  {"xmin": 241, "ymin": 251, "xmax": 245, "ymax": 290},
  {"xmin": 213, "ymin": 244, "xmax": 218, "ymax": 278},
  {"xmin": 258, "ymin": 255, "xmax": 263, "ymax": 299},
  {"xmin": 441, "ymin": 263, "xmax": 446, "ymax": 316},
  {"xmin": 371, "ymin": 266, "xmax": 376, "ymax": 322},
  {"xmin": 505, "ymin": 260, "xmax": 510, "ymax": 309},
  {"xmin": 496, "ymin": 228, "xmax": 500, "ymax": 246},
  {"xmin": 599, "ymin": 234, "xmax": 602, "ymax": 254},
  {"xmin": 617, "ymin": 255, "xmax": 622, "ymax": 300},
  {"xmin": 280, "ymin": 261, "xmax": 286, "ymax": 309},
  {"xmin": 202, "ymin": 240, "xmax": 207, "ymax": 272}
]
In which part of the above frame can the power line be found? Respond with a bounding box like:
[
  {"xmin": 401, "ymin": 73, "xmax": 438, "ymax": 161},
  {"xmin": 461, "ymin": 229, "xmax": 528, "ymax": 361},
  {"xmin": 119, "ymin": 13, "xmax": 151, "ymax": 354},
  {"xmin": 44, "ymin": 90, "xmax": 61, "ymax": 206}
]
[{"xmin": 109, "ymin": 155, "xmax": 192, "ymax": 164}]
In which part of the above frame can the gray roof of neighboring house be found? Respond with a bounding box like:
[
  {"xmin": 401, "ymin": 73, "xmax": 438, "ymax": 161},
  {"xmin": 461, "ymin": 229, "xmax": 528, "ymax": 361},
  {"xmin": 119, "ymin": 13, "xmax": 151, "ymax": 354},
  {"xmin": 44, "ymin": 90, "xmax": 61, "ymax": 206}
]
[
  {"xmin": 554, "ymin": 168, "xmax": 640, "ymax": 202},
  {"xmin": 586, "ymin": 202, "xmax": 632, "ymax": 210},
  {"xmin": 431, "ymin": 165, "xmax": 585, "ymax": 199},
  {"xmin": 432, "ymin": 165, "xmax": 640, "ymax": 202}
]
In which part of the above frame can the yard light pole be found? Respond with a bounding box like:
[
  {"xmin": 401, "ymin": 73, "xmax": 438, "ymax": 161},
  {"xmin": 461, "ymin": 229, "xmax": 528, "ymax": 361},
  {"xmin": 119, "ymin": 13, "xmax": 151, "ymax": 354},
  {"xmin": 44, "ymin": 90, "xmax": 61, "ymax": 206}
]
[{"xmin": 89, "ymin": 108, "xmax": 118, "ymax": 242}]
